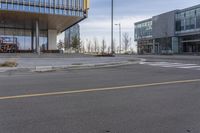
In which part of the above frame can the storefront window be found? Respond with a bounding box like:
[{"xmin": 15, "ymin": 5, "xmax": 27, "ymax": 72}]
[
  {"xmin": 197, "ymin": 16, "xmax": 200, "ymax": 28},
  {"xmin": 0, "ymin": 26, "xmax": 46, "ymax": 52},
  {"xmin": 197, "ymin": 8, "xmax": 200, "ymax": 16},
  {"xmin": 40, "ymin": 31, "xmax": 48, "ymax": 51}
]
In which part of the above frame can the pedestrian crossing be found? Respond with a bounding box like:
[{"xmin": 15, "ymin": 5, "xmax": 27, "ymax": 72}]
[{"xmin": 139, "ymin": 61, "xmax": 200, "ymax": 71}]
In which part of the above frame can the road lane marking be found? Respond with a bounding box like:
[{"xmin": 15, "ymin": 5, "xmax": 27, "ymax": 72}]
[{"xmin": 0, "ymin": 79, "xmax": 200, "ymax": 101}]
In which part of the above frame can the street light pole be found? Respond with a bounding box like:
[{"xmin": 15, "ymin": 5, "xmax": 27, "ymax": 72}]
[
  {"xmin": 115, "ymin": 23, "xmax": 121, "ymax": 54},
  {"xmin": 111, "ymin": 0, "xmax": 114, "ymax": 55}
]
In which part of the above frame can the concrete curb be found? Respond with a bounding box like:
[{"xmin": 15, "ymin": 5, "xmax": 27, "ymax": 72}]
[
  {"xmin": 33, "ymin": 61, "xmax": 140, "ymax": 72},
  {"xmin": 0, "ymin": 58, "xmax": 144, "ymax": 73}
]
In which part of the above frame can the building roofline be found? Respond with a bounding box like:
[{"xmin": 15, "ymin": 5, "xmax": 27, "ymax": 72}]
[
  {"xmin": 177, "ymin": 4, "xmax": 200, "ymax": 13},
  {"xmin": 134, "ymin": 18, "xmax": 152, "ymax": 25},
  {"xmin": 134, "ymin": 4, "xmax": 200, "ymax": 24}
]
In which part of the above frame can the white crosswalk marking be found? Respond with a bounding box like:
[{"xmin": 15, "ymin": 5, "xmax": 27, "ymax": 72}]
[
  {"xmin": 140, "ymin": 61, "xmax": 200, "ymax": 71},
  {"xmin": 178, "ymin": 66, "xmax": 200, "ymax": 69}
]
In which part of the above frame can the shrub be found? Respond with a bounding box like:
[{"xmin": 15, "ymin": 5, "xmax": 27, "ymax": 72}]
[{"xmin": 0, "ymin": 61, "xmax": 18, "ymax": 67}]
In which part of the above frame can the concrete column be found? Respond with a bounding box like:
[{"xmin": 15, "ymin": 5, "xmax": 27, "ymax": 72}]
[
  {"xmin": 172, "ymin": 37, "xmax": 179, "ymax": 54},
  {"xmin": 152, "ymin": 39, "xmax": 155, "ymax": 54},
  {"xmin": 31, "ymin": 27, "xmax": 34, "ymax": 51},
  {"xmin": 48, "ymin": 30, "xmax": 57, "ymax": 50},
  {"xmin": 35, "ymin": 20, "xmax": 40, "ymax": 54}
]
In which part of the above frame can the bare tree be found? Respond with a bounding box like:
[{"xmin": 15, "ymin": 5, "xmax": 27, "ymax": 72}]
[
  {"xmin": 101, "ymin": 39, "xmax": 107, "ymax": 54},
  {"xmin": 93, "ymin": 38, "xmax": 99, "ymax": 54},
  {"xmin": 79, "ymin": 40, "xmax": 85, "ymax": 53},
  {"xmin": 107, "ymin": 46, "xmax": 111, "ymax": 54},
  {"xmin": 116, "ymin": 46, "xmax": 120, "ymax": 54},
  {"xmin": 87, "ymin": 40, "xmax": 91, "ymax": 53},
  {"xmin": 123, "ymin": 32, "xmax": 132, "ymax": 53},
  {"xmin": 90, "ymin": 44, "xmax": 94, "ymax": 53}
]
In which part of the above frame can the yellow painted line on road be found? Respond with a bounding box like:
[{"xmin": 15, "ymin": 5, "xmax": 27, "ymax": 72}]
[{"xmin": 0, "ymin": 79, "xmax": 200, "ymax": 101}]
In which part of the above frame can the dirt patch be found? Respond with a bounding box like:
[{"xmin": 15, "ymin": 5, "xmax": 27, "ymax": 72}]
[{"xmin": 0, "ymin": 60, "xmax": 18, "ymax": 67}]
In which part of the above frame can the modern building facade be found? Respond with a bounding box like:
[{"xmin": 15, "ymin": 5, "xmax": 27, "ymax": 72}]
[
  {"xmin": 64, "ymin": 24, "xmax": 80, "ymax": 49},
  {"xmin": 0, "ymin": 0, "xmax": 89, "ymax": 53},
  {"xmin": 135, "ymin": 4, "xmax": 200, "ymax": 54}
]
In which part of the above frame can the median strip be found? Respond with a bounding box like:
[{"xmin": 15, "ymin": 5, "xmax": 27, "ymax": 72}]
[{"xmin": 0, "ymin": 79, "xmax": 200, "ymax": 100}]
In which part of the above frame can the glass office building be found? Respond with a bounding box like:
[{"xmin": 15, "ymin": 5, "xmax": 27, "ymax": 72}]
[
  {"xmin": 134, "ymin": 19, "xmax": 152, "ymax": 40},
  {"xmin": 0, "ymin": 0, "xmax": 89, "ymax": 53},
  {"xmin": 176, "ymin": 8, "xmax": 200, "ymax": 31},
  {"xmin": 135, "ymin": 19, "xmax": 153, "ymax": 54},
  {"xmin": 135, "ymin": 4, "xmax": 200, "ymax": 54},
  {"xmin": 64, "ymin": 24, "xmax": 80, "ymax": 49}
]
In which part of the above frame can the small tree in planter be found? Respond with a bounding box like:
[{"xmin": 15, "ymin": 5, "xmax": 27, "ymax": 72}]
[{"xmin": 57, "ymin": 40, "xmax": 64, "ymax": 50}]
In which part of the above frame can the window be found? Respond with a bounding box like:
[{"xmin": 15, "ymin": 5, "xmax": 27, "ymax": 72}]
[
  {"xmin": 180, "ymin": 20, "xmax": 185, "ymax": 30},
  {"xmin": 185, "ymin": 17, "xmax": 195, "ymax": 30},
  {"xmin": 30, "ymin": 6, "xmax": 34, "ymax": 12},
  {"xmin": 29, "ymin": 0, "xmax": 35, "ymax": 4},
  {"xmin": 40, "ymin": 7, "xmax": 45, "ymax": 13},
  {"xmin": 55, "ymin": 8, "xmax": 59, "ymax": 14},
  {"xmin": 1, "ymin": 3, "xmax": 8, "ymax": 9},
  {"xmin": 24, "ymin": 5, "xmax": 29, "ymax": 11},
  {"xmin": 176, "ymin": 12, "xmax": 185, "ymax": 20},
  {"xmin": 185, "ymin": 10, "xmax": 195, "ymax": 18},
  {"xmin": 40, "ymin": 0, "xmax": 45, "ymax": 5},
  {"xmin": 8, "ymin": 3, "xmax": 13, "ymax": 10},
  {"xmin": 176, "ymin": 20, "xmax": 181, "ymax": 31},
  {"xmin": 197, "ymin": 8, "xmax": 200, "ymax": 16},
  {"xmin": 50, "ymin": 8, "xmax": 54, "ymax": 14},
  {"xmin": 197, "ymin": 16, "xmax": 200, "ymax": 28},
  {"xmin": 13, "ymin": 4, "xmax": 18, "ymax": 10},
  {"xmin": 35, "ymin": 6, "xmax": 39, "ymax": 12},
  {"xmin": 45, "ymin": 7, "xmax": 50, "ymax": 14},
  {"xmin": 19, "ymin": 5, "xmax": 23, "ymax": 11},
  {"xmin": 59, "ymin": 9, "xmax": 63, "ymax": 15}
]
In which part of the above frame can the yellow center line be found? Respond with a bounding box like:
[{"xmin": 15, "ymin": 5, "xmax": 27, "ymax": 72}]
[{"xmin": 0, "ymin": 79, "xmax": 200, "ymax": 101}]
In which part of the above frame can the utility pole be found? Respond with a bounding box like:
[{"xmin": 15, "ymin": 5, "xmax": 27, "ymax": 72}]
[
  {"xmin": 35, "ymin": 20, "xmax": 40, "ymax": 55},
  {"xmin": 111, "ymin": 0, "xmax": 114, "ymax": 55}
]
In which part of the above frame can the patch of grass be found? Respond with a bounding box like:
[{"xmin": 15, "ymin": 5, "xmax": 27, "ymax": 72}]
[
  {"xmin": 71, "ymin": 63, "xmax": 83, "ymax": 65},
  {"xmin": 0, "ymin": 61, "xmax": 18, "ymax": 67}
]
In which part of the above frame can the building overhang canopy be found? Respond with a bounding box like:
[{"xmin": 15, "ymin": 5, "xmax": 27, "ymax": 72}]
[{"xmin": 0, "ymin": 10, "xmax": 86, "ymax": 33}]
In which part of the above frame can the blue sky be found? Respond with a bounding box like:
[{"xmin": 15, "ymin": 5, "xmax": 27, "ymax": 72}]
[{"xmin": 80, "ymin": 0, "xmax": 200, "ymax": 50}]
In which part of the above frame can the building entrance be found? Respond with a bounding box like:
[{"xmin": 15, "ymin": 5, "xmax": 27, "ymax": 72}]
[{"xmin": 183, "ymin": 42, "xmax": 200, "ymax": 53}]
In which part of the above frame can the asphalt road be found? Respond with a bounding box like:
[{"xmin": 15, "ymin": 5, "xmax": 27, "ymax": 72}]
[{"xmin": 0, "ymin": 59, "xmax": 200, "ymax": 133}]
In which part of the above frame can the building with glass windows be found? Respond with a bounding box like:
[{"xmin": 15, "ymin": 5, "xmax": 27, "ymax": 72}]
[
  {"xmin": 135, "ymin": 4, "xmax": 200, "ymax": 55},
  {"xmin": 0, "ymin": 0, "xmax": 90, "ymax": 53},
  {"xmin": 64, "ymin": 24, "xmax": 80, "ymax": 49}
]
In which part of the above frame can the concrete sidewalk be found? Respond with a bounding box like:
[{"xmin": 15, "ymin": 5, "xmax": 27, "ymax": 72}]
[{"xmin": 0, "ymin": 56, "xmax": 141, "ymax": 73}]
